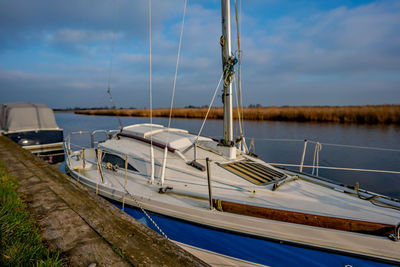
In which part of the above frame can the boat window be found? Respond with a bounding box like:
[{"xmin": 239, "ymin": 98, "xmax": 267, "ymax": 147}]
[{"xmin": 102, "ymin": 152, "xmax": 138, "ymax": 172}]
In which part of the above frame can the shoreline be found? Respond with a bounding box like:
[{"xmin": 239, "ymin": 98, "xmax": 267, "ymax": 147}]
[{"xmin": 62, "ymin": 105, "xmax": 400, "ymax": 124}]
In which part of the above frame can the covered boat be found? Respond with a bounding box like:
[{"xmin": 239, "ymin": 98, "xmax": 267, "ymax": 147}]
[{"xmin": 0, "ymin": 102, "xmax": 64, "ymax": 163}]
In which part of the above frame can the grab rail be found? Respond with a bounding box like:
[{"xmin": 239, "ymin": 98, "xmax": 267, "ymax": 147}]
[
  {"xmin": 269, "ymin": 163, "xmax": 400, "ymax": 175},
  {"xmin": 69, "ymin": 129, "xmax": 118, "ymax": 148}
]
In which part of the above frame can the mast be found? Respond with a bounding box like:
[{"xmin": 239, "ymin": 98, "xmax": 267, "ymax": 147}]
[{"xmin": 221, "ymin": 0, "xmax": 234, "ymax": 147}]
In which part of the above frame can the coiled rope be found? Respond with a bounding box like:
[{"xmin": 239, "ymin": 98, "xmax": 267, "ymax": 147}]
[
  {"xmin": 312, "ymin": 142, "xmax": 322, "ymax": 176},
  {"xmin": 223, "ymin": 56, "xmax": 238, "ymax": 88}
]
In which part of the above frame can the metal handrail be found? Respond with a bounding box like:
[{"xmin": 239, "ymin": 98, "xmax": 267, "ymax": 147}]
[
  {"xmin": 269, "ymin": 163, "xmax": 400, "ymax": 175},
  {"xmin": 65, "ymin": 132, "xmax": 400, "ymax": 176},
  {"xmin": 68, "ymin": 129, "xmax": 118, "ymax": 149}
]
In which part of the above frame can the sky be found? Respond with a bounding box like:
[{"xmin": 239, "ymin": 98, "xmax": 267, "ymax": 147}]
[{"xmin": 0, "ymin": 0, "xmax": 399, "ymax": 109}]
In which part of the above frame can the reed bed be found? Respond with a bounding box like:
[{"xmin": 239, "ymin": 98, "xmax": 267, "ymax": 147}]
[{"xmin": 74, "ymin": 105, "xmax": 400, "ymax": 124}]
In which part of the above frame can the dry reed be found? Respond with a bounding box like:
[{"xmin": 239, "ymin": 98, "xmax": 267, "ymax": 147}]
[{"xmin": 74, "ymin": 105, "xmax": 400, "ymax": 124}]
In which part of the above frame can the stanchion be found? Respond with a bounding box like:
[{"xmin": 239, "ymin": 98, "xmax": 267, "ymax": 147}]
[
  {"xmin": 206, "ymin": 157, "xmax": 213, "ymax": 210},
  {"xmin": 300, "ymin": 139, "xmax": 308, "ymax": 173},
  {"xmin": 96, "ymin": 149, "xmax": 101, "ymax": 195},
  {"xmin": 122, "ymin": 155, "xmax": 128, "ymax": 211}
]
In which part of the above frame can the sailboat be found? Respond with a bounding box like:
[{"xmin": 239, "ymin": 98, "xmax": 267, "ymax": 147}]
[{"xmin": 65, "ymin": 1, "xmax": 400, "ymax": 266}]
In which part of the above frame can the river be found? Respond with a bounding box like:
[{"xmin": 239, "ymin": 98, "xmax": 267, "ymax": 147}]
[{"xmin": 55, "ymin": 112, "xmax": 400, "ymax": 199}]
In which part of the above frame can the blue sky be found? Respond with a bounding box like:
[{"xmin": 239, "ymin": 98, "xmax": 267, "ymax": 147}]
[{"xmin": 0, "ymin": 0, "xmax": 399, "ymax": 108}]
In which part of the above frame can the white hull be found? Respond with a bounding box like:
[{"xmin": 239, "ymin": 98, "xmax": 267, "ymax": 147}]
[{"xmin": 65, "ymin": 124, "xmax": 400, "ymax": 264}]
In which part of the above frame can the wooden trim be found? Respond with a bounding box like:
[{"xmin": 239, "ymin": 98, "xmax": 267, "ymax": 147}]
[{"xmin": 212, "ymin": 199, "xmax": 395, "ymax": 237}]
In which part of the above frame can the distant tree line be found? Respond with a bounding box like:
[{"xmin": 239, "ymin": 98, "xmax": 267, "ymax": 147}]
[
  {"xmin": 55, "ymin": 104, "xmax": 265, "ymax": 111},
  {"xmin": 74, "ymin": 105, "xmax": 400, "ymax": 124},
  {"xmin": 184, "ymin": 105, "xmax": 209, "ymax": 109},
  {"xmin": 247, "ymin": 104, "xmax": 262, "ymax": 108},
  {"xmin": 183, "ymin": 104, "xmax": 264, "ymax": 108}
]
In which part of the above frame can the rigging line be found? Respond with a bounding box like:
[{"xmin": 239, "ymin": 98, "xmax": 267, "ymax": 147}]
[
  {"xmin": 196, "ymin": 73, "xmax": 224, "ymax": 142},
  {"xmin": 234, "ymin": 0, "xmax": 244, "ymax": 138},
  {"xmin": 222, "ymin": 137, "xmax": 400, "ymax": 152},
  {"xmin": 233, "ymin": 78, "xmax": 238, "ymax": 139},
  {"xmin": 246, "ymin": 138, "xmax": 305, "ymax": 142},
  {"xmin": 167, "ymin": 0, "xmax": 187, "ymax": 131},
  {"xmin": 106, "ymin": 0, "xmax": 123, "ymax": 130},
  {"xmin": 148, "ymin": 0, "xmax": 155, "ymax": 183},
  {"xmin": 161, "ymin": 0, "xmax": 188, "ymax": 185},
  {"xmin": 268, "ymin": 163, "xmax": 400, "ymax": 174},
  {"xmin": 307, "ymin": 141, "xmax": 400, "ymax": 153},
  {"xmin": 148, "ymin": 0, "xmax": 153, "ymax": 128},
  {"xmin": 206, "ymin": 136, "xmax": 303, "ymax": 142}
]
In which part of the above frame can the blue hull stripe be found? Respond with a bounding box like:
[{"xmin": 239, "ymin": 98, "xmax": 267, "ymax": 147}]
[{"xmin": 112, "ymin": 202, "xmax": 397, "ymax": 267}]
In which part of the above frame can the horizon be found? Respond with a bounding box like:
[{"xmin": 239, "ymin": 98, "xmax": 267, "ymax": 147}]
[
  {"xmin": 1, "ymin": 0, "xmax": 399, "ymax": 108},
  {"xmin": 53, "ymin": 103, "xmax": 399, "ymax": 110}
]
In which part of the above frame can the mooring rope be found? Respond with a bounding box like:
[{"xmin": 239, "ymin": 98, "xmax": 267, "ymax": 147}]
[{"xmin": 107, "ymin": 161, "xmax": 168, "ymax": 239}]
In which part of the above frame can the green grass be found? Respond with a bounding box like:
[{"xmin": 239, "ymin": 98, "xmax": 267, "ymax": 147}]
[{"xmin": 0, "ymin": 160, "xmax": 64, "ymax": 266}]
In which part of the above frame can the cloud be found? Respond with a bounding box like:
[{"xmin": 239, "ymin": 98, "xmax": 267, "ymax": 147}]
[
  {"xmin": 236, "ymin": 0, "xmax": 400, "ymax": 105},
  {"xmin": 0, "ymin": 0, "xmax": 178, "ymax": 52},
  {"xmin": 0, "ymin": 0, "xmax": 399, "ymax": 108},
  {"xmin": 249, "ymin": 1, "xmax": 400, "ymax": 75},
  {"xmin": 44, "ymin": 29, "xmax": 124, "ymax": 54},
  {"xmin": 48, "ymin": 29, "xmax": 123, "ymax": 44}
]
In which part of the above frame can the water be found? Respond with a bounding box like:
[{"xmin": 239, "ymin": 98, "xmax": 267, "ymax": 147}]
[{"xmin": 56, "ymin": 112, "xmax": 400, "ymax": 199}]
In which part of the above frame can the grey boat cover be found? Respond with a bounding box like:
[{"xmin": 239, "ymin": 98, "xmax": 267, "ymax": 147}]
[{"xmin": 0, "ymin": 102, "xmax": 60, "ymax": 133}]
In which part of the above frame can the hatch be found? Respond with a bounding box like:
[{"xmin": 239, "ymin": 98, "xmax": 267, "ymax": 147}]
[{"xmin": 220, "ymin": 160, "xmax": 287, "ymax": 185}]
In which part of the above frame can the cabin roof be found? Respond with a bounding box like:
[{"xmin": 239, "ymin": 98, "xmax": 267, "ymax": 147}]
[{"xmin": 121, "ymin": 124, "xmax": 211, "ymax": 151}]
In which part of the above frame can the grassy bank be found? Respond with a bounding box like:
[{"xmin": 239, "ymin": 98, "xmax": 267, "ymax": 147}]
[
  {"xmin": 0, "ymin": 160, "xmax": 64, "ymax": 266},
  {"xmin": 74, "ymin": 105, "xmax": 400, "ymax": 124}
]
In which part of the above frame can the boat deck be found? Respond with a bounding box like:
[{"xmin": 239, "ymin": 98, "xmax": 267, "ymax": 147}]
[
  {"xmin": 68, "ymin": 154, "xmax": 400, "ymax": 263},
  {"xmin": 70, "ymin": 153, "xmax": 400, "ymax": 225},
  {"xmin": 66, "ymin": 125, "xmax": 400, "ymax": 264}
]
